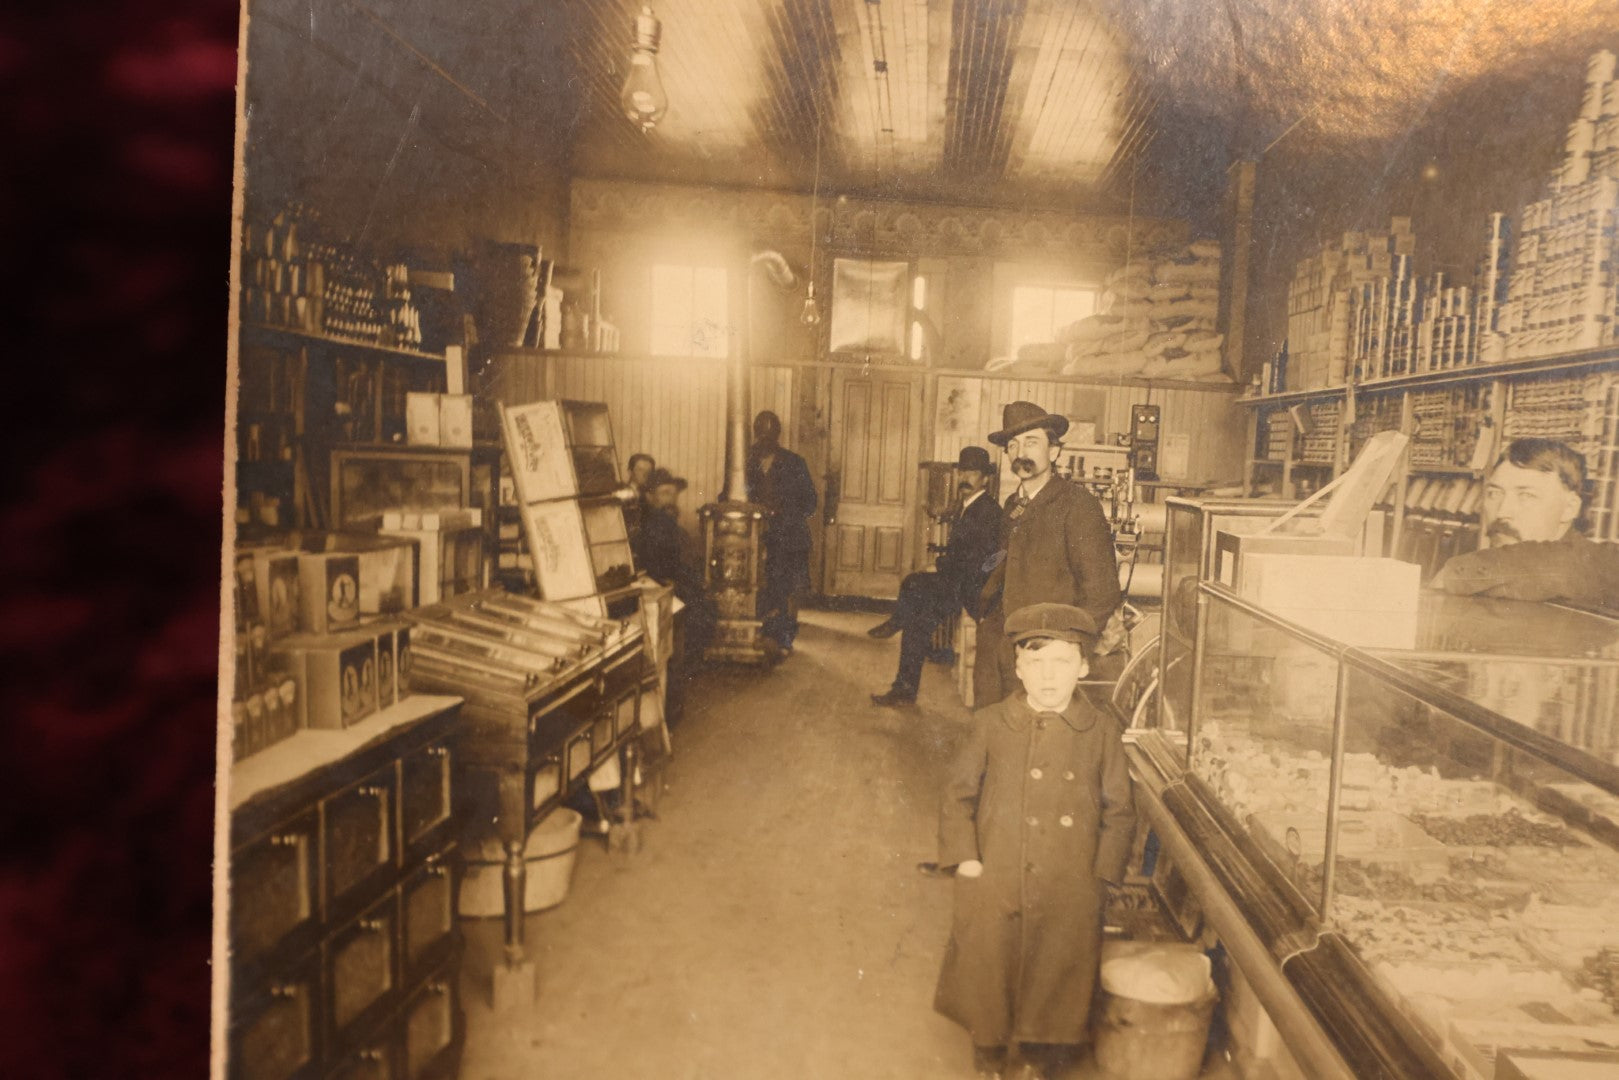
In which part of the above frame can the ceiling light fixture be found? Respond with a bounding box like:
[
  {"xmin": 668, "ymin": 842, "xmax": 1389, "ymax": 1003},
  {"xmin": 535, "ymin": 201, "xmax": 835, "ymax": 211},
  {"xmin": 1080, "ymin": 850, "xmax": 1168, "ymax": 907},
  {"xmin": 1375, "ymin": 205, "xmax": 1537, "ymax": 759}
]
[
  {"xmin": 620, "ymin": 6, "xmax": 668, "ymax": 133},
  {"xmin": 801, "ymin": 122, "xmax": 824, "ymax": 327}
]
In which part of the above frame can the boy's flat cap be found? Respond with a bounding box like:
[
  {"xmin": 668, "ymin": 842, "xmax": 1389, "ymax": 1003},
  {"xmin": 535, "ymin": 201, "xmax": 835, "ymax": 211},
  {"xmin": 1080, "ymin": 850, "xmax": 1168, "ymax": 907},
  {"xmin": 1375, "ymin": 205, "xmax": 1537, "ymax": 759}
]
[{"xmin": 1004, "ymin": 602, "xmax": 1098, "ymax": 645}]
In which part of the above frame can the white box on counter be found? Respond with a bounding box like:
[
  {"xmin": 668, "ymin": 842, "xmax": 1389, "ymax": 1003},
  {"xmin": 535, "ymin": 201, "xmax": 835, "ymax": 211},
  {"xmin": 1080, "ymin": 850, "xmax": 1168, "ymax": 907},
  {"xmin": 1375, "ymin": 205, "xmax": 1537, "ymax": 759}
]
[{"xmin": 1239, "ymin": 553, "xmax": 1420, "ymax": 649}]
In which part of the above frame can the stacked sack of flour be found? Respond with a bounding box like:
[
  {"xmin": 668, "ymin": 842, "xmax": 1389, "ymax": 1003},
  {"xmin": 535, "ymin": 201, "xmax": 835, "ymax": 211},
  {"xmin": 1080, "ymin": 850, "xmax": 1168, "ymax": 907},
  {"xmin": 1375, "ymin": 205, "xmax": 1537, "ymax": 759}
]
[{"xmin": 1058, "ymin": 240, "xmax": 1228, "ymax": 381}]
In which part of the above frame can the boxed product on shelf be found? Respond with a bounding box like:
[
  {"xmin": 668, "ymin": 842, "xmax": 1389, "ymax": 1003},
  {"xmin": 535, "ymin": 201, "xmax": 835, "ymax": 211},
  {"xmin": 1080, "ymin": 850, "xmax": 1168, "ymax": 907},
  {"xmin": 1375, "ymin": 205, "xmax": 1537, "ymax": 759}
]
[
  {"xmin": 405, "ymin": 392, "xmax": 474, "ymax": 448},
  {"xmin": 248, "ymin": 549, "xmax": 303, "ymax": 637},
  {"xmin": 406, "ymin": 391, "xmax": 441, "ymax": 445},
  {"xmin": 275, "ymin": 627, "xmax": 381, "ymax": 729},
  {"xmin": 377, "ymin": 520, "xmax": 484, "ymax": 604},
  {"xmin": 297, "ymin": 552, "xmax": 360, "ymax": 634},
  {"xmin": 373, "ymin": 624, "xmax": 411, "ymax": 708}
]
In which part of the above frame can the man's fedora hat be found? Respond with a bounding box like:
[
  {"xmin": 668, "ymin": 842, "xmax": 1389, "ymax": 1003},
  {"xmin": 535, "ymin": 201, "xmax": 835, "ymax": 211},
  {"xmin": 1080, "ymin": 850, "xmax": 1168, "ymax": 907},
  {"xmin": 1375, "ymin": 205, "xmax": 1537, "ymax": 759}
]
[
  {"xmin": 646, "ymin": 466, "xmax": 687, "ymax": 492},
  {"xmin": 987, "ymin": 401, "xmax": 1069, "ymax": 447},
  {"xmin": 955, "ymin": 446, "xmax": 994, "ymax": 474}
]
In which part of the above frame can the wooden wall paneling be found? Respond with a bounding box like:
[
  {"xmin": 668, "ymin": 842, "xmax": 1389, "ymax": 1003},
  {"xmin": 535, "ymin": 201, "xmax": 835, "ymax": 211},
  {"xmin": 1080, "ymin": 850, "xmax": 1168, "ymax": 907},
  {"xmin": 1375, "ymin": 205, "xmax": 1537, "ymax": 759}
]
[{"xmin": 926, "ymin": 373, "xmax": 1245, "ymax": 485}]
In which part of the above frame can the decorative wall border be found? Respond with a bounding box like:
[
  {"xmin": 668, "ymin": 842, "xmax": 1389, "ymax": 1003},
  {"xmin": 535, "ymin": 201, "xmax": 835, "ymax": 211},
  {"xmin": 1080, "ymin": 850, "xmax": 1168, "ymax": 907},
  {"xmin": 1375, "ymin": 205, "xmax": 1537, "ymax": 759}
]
[{"xmin": 570, "ymin": 178, "xmax": 1186, "ymax": 260}]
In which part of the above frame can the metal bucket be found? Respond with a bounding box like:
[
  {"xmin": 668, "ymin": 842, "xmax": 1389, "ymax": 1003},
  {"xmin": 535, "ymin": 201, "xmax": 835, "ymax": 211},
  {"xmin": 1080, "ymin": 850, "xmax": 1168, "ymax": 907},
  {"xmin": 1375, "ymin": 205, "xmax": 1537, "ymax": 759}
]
[{"xmin": 1093, "ymin": 987, "xmax": 1217, "ymax": 1080}]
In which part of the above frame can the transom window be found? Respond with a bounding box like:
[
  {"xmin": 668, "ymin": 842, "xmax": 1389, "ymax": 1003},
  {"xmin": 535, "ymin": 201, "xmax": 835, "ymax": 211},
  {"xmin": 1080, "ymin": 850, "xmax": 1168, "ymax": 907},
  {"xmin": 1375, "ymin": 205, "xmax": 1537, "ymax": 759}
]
[{"xmin": 1010, "ymin": 284, "xmax": 1098, "ymax": 353}]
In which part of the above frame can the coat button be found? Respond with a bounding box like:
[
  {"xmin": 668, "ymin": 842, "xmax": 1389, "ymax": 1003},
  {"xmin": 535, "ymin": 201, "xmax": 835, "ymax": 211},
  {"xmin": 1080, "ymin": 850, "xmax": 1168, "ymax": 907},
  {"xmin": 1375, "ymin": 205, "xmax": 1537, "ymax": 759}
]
[
  {"xmin": 1036, "ymin": 719, "xmax": 1047, "ymax": 730},
  {"xmin": 1029, "ymin": 768, "xmax": 1043, "ymax": 780},
  {"xmin": 1064, "ymin": 770, "xmax": 1075, "ymax": 781},
  {"xmin": 1026, "ymin": 816, "xmax": 1039, "ymax": 827},
  {"xmin": 1059, "ymin": 815, "xmax": 1074, "ymax": 828}
]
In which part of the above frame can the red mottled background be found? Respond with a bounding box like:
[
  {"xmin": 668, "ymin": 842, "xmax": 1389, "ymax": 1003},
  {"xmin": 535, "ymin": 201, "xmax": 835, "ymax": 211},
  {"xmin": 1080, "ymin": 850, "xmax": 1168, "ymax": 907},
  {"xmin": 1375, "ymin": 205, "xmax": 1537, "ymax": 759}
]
[{"xmin": 0, "ymin": 3, "xmax": 237, "ymax": 1074}]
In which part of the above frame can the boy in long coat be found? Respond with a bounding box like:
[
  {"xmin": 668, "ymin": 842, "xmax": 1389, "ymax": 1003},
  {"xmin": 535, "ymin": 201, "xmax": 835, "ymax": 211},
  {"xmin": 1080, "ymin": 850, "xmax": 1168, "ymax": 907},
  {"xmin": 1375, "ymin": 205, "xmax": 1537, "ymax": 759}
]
[{"xmin": 935, "ymin": 602, "xmax": 1136, "ymax": 1079}]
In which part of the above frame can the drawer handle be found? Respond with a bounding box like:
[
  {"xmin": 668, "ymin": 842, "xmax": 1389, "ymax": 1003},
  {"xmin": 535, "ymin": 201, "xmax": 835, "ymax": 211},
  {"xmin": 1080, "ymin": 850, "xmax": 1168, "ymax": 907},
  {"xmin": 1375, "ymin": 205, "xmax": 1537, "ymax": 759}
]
[
  {"xmin": 269, "ymin": 983, "xmax": 301, "ymax": 999},
  {"xmin": 360, "ymin": 1048, "xmax": 386, "ymax": 1063},
  {"xmin": 358, "ymin": 785, "xmax": 386, "ymax": 798},
  {"xmin": 270, "ymin": 833, "xmax": 303, "ymax": 848},
  {"xmin": 427, "ymin": 746, "xmax": 450, "ymax": 758},
  {"xmin": 359, "ymin": 918, "xmax": 386, "ymax": 933},
  {"xmin": 428, "ymin": 980, "xmax": 449, "ymax": 996}
]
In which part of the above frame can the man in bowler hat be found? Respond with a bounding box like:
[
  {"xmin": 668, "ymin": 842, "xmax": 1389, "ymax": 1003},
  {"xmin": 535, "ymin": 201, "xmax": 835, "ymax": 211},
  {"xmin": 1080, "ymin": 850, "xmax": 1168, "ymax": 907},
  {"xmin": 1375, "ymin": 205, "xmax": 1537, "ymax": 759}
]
[
  {"xmin": 870, "ymin": 446, "xmax": 1004, "ymax": 706},
  {"xmin": 974, "ymin": 401, "xmax": 1121, "ymax": 710}
]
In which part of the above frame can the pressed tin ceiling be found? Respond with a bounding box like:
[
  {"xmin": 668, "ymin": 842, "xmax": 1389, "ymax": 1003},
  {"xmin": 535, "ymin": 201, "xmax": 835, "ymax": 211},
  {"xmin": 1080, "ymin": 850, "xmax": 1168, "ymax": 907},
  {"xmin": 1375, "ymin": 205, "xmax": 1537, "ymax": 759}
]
[{"xmin": 247, "ymin": 0, "xmax": 1619, "ymax": 215}]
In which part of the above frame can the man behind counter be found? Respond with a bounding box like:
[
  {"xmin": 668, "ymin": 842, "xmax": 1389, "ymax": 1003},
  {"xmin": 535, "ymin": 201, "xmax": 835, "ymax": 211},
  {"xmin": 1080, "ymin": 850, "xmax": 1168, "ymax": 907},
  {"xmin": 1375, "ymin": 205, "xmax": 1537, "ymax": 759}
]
[{"xmin": 1430, "ymin": 437, "xmax": 1619, "ymax": 612}]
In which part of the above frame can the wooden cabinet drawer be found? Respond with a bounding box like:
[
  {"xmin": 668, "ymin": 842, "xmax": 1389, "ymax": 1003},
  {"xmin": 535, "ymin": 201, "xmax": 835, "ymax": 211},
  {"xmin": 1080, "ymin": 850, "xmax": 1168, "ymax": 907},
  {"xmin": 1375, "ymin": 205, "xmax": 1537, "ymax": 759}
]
[
  {"xmin": 529, "ymin": 754, "xmax": 562, "ymax": 815},
  {"xmin": 599, "ymin": 646, "xmax": 642, "ymax": 698},
  {"xmin": 399, "ymin": 853, "xmax": 455, "ymax": 981},
  {"xmin": 565, "ymin": 728, "xmax": 593, "ymax": 782},
  {"xmin": 323, "ymin": 766, "xmax": 396, "ymax": 916},
  {"xmin": 398, "ymin": 962, "xmax": 460, "ymax": 1080},
  {"xmin": 590, "ymin": 710, "xmax": 615, "ymax": 760},
  {"xmin": 398, "ymin": 740, "xmax": 452, "ymax": 861},
  {"xmin": 614, "ymin": 685, "xmax": 642, "ymax": 739},
  {"xmin": 324, "ymin": 1039, "xmax": 395, "ymax": 1080},
  {"xmin": 232, "ymin": 809, "xmax": 319, "ymax": 969},
  {"xmin": 325, "ymin": 893, "xmax": 397, "ymax": 1048},
  {"xmin": 233, "ymin": 954, "xmax": 320, "ymax": 1080}
]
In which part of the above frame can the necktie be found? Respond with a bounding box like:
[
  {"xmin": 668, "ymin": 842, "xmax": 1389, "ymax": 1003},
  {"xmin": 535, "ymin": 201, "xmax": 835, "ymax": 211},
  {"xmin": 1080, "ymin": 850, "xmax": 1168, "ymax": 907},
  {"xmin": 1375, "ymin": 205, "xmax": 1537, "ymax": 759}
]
[{"xmin": 1008, "ymin": 490, "xmax": 1030, "ymax": 522}]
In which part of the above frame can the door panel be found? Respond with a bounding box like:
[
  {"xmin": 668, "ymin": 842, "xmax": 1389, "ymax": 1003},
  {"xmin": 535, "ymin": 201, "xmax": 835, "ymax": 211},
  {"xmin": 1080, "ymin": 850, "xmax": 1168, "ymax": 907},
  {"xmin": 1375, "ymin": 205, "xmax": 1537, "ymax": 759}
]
[{"xmin": 826, "ymin": 371, "xmax": 923, "ymax": 598}]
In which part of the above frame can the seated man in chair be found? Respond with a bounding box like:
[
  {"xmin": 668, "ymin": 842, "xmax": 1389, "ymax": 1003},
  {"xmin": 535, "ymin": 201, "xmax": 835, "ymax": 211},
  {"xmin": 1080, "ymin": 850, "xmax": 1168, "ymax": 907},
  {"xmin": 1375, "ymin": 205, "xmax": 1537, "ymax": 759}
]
[{"xmin": 871, "ymin": 446, "xmax": 1003, "ymax": 706}]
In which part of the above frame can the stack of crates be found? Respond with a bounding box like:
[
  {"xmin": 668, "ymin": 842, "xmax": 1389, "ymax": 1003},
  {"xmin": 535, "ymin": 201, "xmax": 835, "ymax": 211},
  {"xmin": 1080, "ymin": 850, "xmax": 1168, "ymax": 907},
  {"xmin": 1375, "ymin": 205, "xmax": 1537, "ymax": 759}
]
[{"xmin": 1285, "ymin": 219, "xmax": 1417, "ymax": 389}]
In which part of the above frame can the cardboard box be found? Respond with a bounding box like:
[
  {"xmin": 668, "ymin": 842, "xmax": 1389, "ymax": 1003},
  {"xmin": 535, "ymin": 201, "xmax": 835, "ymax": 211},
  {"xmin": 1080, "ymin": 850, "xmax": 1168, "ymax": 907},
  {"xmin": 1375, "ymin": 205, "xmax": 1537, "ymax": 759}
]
[
  {"xmin": 439, "ymin": 393, "xmax": 473, "ymax": 448},
  {"xmin": 1212, "ymin": 530, "xmax": 1359, "ymax": 591},
  {"xmin": 252, "ymin": 550, "xmax": 303, "ymax": 637},
  {"xmin": 372, "ymin": 623, "xmax": 412, "ymax": 708},
  {"xmin": 1239, "ymin": 553, "xmax": 1420, "ymax": 649},
  {"xmin": 297, "ymin": 552, "xmax": 361, "ymax": 635},
  {"xmin": 276, "ymin": 628, "xmax": 380, "ymax": 729},
  {"xmin": 406, "ymin": 391, "xmax": 441, "ymax": 446},
  {"xmin": 327, "ymin": 535, "xmax": 417, "ymax": 615},
  {"xmin": 1495, "ymin": 1048, "xmax": 1619, "ymax": 1079}
]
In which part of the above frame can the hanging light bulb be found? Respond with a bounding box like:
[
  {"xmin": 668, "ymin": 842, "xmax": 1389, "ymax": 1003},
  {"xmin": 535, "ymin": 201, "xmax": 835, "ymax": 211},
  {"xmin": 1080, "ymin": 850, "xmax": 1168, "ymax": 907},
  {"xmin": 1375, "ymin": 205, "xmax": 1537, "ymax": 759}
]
[
  {"xmin": 800, "ymin": 282, "xmax": 822, "ymax": 326},
  {"xmin": 620, "ymin": 6, "xmax": 668, "ymax": 133},
  {"xmin": 802, "ymin": 116, "xmax": 823, "ymax": 327}
]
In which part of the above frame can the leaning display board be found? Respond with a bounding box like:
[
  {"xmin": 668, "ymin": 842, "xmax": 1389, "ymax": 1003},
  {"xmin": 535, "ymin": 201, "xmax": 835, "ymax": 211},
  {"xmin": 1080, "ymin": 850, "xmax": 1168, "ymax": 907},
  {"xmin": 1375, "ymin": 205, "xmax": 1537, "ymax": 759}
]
[{"xmin": 498, "ymin": 400, "xmax": 637, "ymax": 614}]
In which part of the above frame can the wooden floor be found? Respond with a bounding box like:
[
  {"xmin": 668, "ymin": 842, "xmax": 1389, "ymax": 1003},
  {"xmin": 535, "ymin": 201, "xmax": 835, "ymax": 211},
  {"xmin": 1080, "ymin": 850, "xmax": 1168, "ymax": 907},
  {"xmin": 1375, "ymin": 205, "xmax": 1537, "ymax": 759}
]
[{"xmin": 457, "ymin": 609, "xmax": 1239, "ymax": 1080}]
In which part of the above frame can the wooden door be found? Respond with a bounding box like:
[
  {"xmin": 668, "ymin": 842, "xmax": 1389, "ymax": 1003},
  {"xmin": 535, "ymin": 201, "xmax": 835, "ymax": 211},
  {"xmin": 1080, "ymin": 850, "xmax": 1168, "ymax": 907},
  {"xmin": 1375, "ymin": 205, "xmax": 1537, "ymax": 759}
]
[{"xmin": 825, "ymin": 369, "xmax": 924, "ymax": 599}]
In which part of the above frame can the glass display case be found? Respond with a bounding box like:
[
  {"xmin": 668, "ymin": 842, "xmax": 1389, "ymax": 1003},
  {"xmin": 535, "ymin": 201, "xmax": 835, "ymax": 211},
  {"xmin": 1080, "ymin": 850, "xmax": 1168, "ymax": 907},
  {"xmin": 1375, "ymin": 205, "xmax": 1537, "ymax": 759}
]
[
  {"xmin": 1156, "ymin": 497, "xmax": 1330, "ymax": 742},
  {"xmin": 1182, "ymin": 583, "xmax": 1619, "ymax": 1079}
]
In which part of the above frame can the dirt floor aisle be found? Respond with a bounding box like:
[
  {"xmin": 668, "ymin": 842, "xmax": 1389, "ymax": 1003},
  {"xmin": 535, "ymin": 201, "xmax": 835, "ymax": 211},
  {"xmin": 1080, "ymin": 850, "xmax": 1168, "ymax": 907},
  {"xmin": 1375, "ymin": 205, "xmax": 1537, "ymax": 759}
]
[{"xmin": 458, "ymin": 609, "xmax": 979, "ymax": 1080}]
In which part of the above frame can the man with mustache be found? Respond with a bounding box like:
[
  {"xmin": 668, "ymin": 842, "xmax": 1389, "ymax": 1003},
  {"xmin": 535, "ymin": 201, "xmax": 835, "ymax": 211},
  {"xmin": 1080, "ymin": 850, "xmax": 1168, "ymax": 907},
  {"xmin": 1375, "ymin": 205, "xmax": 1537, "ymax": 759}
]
[
  {"xmin": 870, "ymin": 446, "xmax": 1004, "ymax": 706},
  {"xmin": 1430, "ymin": 438, "xmax": 1619, "ymax": 612},
  {"xmin": 973, "ymin": 401, "xmax": 1122, "ymax": 709}
]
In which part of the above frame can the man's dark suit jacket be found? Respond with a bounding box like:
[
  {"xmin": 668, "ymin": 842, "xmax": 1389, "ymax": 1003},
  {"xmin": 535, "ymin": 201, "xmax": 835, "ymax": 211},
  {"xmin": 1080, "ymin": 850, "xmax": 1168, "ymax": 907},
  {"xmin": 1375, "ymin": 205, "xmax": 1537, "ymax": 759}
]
[
  {"xmin": 978, "ymin": 475, "xmax": 1121, "ymax": 631},
  {"xmin": 936, "ymin": 491, "xmax": 1003, "ymax": 618},
  {"xmin": 746, "ymin": 447, "xmax": 818, "ymax": 555}
]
